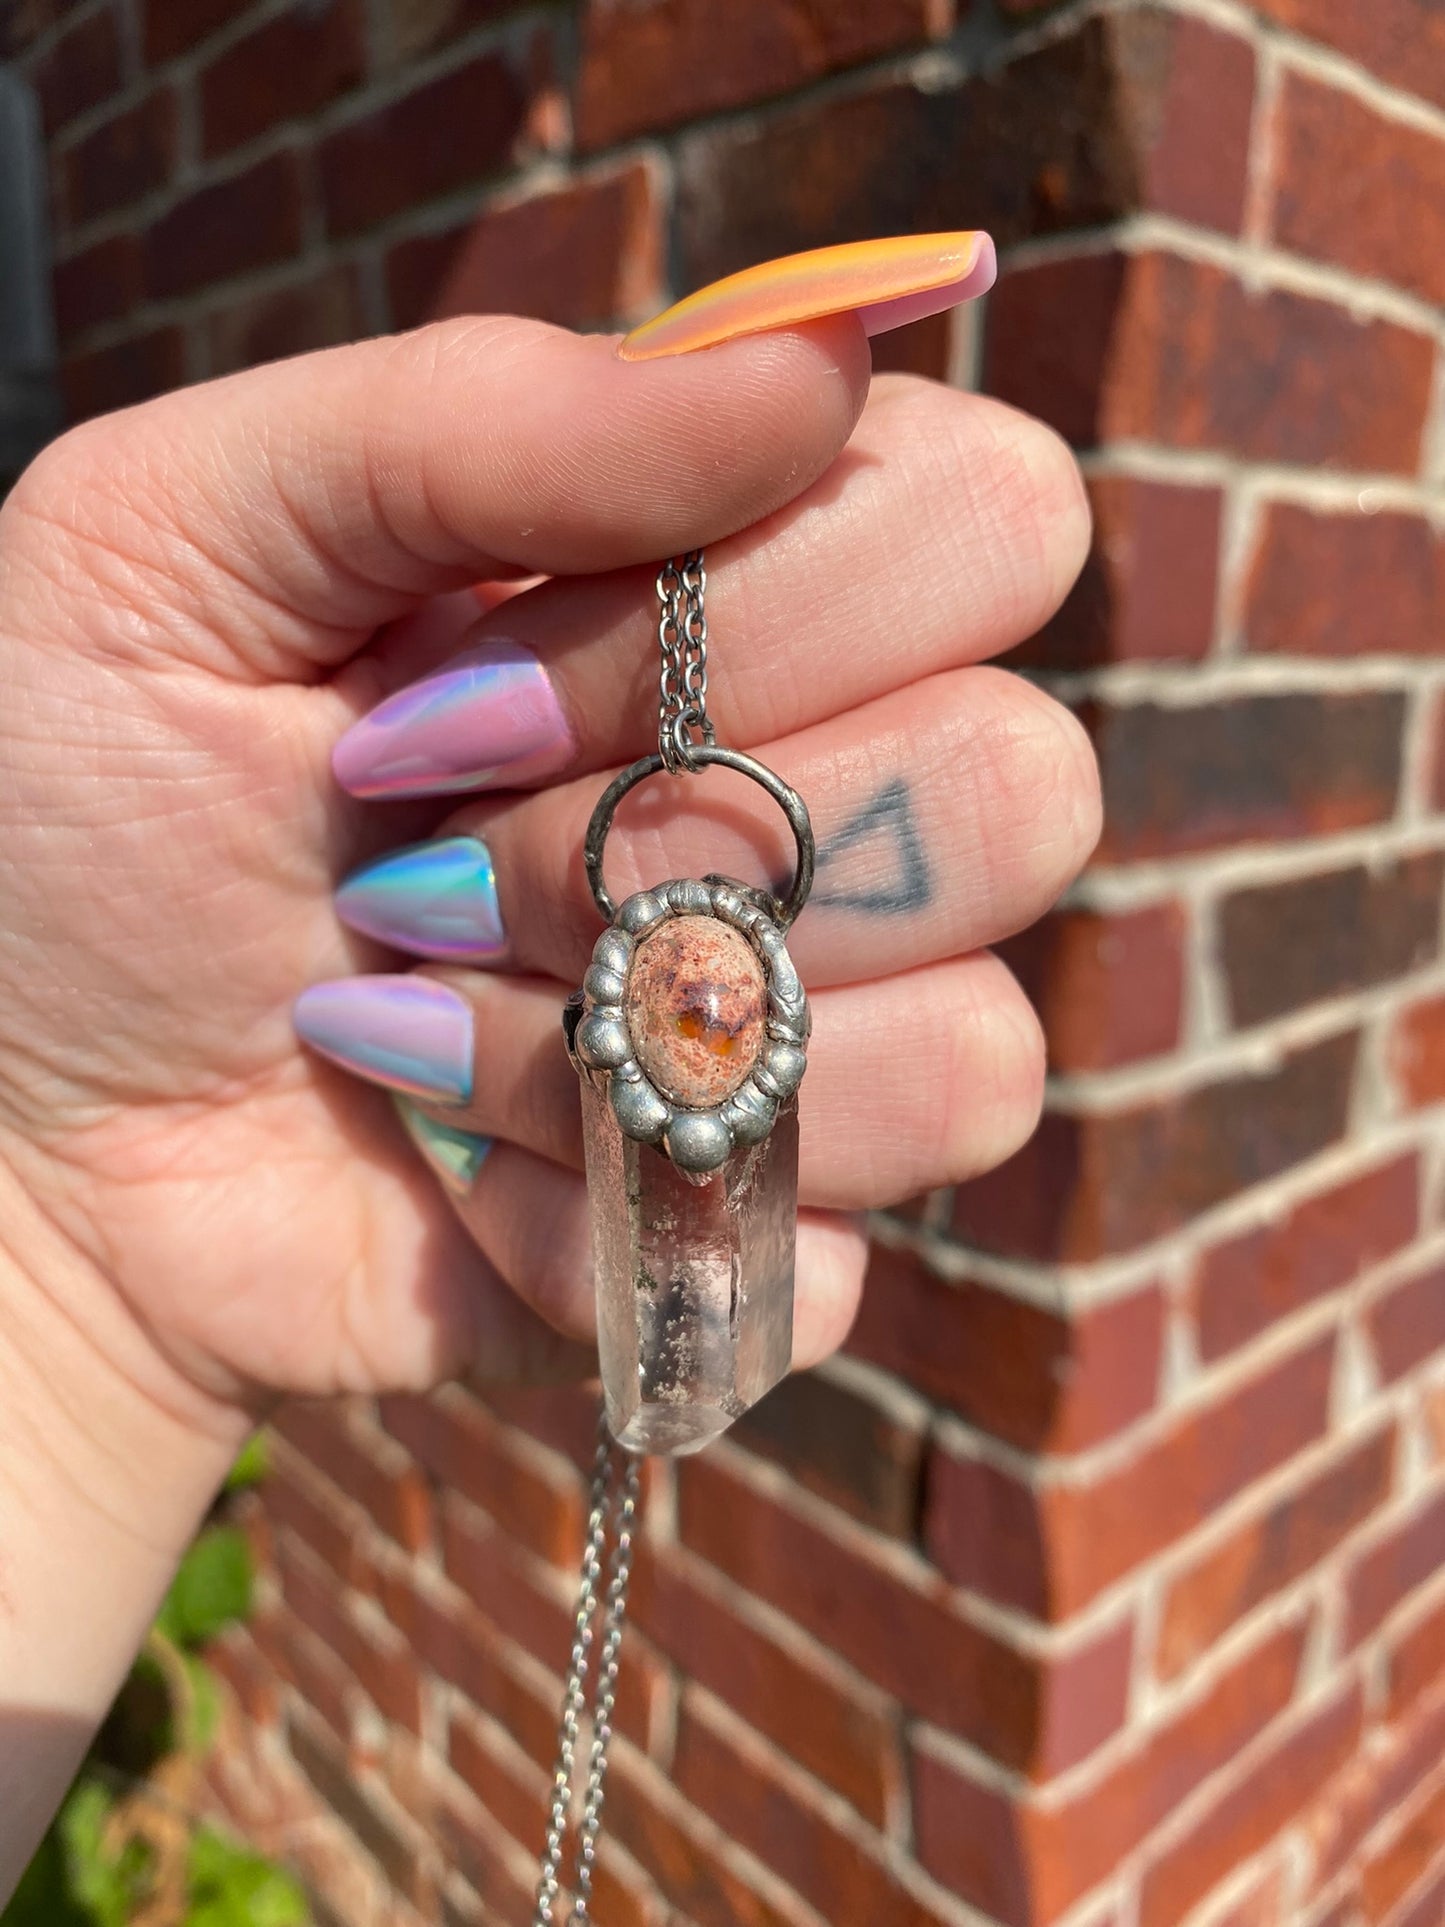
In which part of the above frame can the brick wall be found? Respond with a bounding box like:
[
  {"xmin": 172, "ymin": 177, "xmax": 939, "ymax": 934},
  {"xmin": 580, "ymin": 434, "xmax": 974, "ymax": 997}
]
[{"xmin": 4, "ymin": 0, "xmax": 1445, "ymax": 1923}]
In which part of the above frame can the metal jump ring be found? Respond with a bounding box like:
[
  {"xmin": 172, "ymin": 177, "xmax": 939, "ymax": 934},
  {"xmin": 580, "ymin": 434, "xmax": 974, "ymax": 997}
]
[{"xmin": 584, "ymin": 745, "xmax": 816, "ymax": 929}]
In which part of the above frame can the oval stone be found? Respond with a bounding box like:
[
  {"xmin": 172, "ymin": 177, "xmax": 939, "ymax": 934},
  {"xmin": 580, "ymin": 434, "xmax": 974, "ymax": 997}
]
[{"xmin": 626, "ymin": 915, "xmax": 767, "ymax": 1107}]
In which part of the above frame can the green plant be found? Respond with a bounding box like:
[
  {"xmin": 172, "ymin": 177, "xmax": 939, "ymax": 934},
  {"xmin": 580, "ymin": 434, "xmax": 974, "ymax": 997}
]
[{"xmin": 3, "ymin": 1439, "xmax": 309, "ymax": 1927}]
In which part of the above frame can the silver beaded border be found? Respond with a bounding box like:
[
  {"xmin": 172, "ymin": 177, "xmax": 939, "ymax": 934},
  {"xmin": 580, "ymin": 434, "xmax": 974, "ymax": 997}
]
[{"xmin": 565, "ymin": 875, "xmax": 810, "ymax": 1176}]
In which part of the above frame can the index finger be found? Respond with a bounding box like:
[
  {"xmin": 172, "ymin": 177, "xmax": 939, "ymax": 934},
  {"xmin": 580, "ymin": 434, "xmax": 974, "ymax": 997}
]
[{"xmin": 7, "ymin": 315, "xmax": 870, "ymax": 683}]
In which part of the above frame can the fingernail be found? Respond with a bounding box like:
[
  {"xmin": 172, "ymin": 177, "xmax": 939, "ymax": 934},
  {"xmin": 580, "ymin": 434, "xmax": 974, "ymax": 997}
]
[
  {"xmin": 294, "ymin": 976, "xmax": 473, "ymax": 1103},
  {"xmin": 618, "ymin": 231, "xmax": 996, "ymax": 363},
  {"xmin": 337, "ymin": 836, "xmax": 505, "ymax": 963},
  {"xmin": 333, "ymin": 640, "xmax": 573, "ymax": 800},
  {"xmin": 393, "ymin": 1095, "xmax": 492, "ymax": 1195}
]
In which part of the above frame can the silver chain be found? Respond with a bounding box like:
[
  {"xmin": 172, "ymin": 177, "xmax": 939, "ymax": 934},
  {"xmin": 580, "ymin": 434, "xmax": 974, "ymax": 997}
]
[
  {"xmin": 533, "ymin": 1417, "xmax": 641, "ymax": 1926},
  {"xmin": 657, "ymin": 550, "xmax": 715, "ymax": 773}
]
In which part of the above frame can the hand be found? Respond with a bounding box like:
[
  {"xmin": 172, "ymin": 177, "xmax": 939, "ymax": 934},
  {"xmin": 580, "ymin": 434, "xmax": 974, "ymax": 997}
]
[{"xmin": 0, "ymin": 311, "xmax": 1094, "ymax": 1881}]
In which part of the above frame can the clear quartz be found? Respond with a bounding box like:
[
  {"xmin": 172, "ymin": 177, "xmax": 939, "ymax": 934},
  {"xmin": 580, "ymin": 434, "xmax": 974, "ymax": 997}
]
[{"xmin": 582, "ymin": 1079, "xmax": 797, "ymax": 1456}]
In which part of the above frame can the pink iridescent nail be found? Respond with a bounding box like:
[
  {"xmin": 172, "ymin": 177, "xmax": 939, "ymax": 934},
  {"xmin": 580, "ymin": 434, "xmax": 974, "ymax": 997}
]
[
  {"xmin": 294, "ymin": 975, "xmax": 473, "ymax": 1103},
  {"xmin": 618, "ymin": 231, "xmax": 997, "ymax": 362},
  {"xmin": 333, "ymin": 640, "xmax": 574, "ymax": 800}
]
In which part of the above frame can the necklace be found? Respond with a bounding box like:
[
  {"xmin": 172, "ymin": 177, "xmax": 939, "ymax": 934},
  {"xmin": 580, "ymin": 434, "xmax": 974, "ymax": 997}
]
[{"xmin": 535, "ymin": 552, "xmax": 814, "ymax": 1921}]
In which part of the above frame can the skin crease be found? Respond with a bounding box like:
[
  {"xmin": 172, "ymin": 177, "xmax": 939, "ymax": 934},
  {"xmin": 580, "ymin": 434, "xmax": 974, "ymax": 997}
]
[{"xmin": 0, "ymin": 310, "xmax": 1098, "ymax": 1898}]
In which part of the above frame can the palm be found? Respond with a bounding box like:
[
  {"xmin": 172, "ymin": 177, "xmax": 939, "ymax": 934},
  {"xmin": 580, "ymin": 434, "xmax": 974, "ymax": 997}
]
[{"xmin": 0, "ymin": 621, "xmax": 472, "ymax": 1403}]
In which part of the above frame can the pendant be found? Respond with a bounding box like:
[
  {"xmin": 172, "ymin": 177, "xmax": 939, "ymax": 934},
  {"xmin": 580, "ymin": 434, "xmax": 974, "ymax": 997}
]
[{"xmin": 565, "ymin": 747, "xmax": 814, "ymax": 1455}]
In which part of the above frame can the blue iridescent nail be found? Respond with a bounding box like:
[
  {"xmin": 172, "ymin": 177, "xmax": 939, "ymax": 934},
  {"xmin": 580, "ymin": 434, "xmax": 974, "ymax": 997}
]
[
  {"xmin": 336, "ymin": 836, "xmax": 505, "ymax": 963},
  {"xmin": 394, "ymin": 1096, "xmax": 492, "ymax": 1194}
]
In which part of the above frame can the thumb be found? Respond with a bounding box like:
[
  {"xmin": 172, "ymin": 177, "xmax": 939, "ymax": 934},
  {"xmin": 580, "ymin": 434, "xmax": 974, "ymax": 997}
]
[{"xmin": 3, "ymin": 314, "xmax": 869, "ymax": 682}]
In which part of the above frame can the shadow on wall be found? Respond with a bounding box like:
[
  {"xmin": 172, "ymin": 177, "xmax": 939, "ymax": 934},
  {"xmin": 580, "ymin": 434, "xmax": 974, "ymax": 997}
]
[{"xmin": 0, "ymin": 64, "xmax": 60, "ymax": 490}]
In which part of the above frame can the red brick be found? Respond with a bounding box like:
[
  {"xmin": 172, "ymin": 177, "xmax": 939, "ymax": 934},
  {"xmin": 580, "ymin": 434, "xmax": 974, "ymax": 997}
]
[
  {"xmin": 926, "ymin": 1334, "xmax": 1336, "ymax": 1617},
  {"xmin": 678, "ymin": 13, "xmax": 1251, "ymax": 290},
  {"xmin": 382, "ymin": 0, "xmax": 531, "ymax": 61},
  {"xmin": 290, "ymin": 1716, "xmax": 434, "ymax": 1907},
  {"xmin": 730, "ymin": 1368, "xmax": 924, "ymax": 1536},
  {"xmin": 677, "ymin": 1450, "xmax": 1132, "ymax": 1774},
  {"xmin": 1221, "ymin": 855, "xmax": 1443, "ymax": 1028},
  {"xmin": 431, "ymin": 1787, "xmax": 537, "ymax": 1923},
  {"xmin": 206, "ymin": 268, "xmax": 365, "ymax": 377},
  {"xmin": 251, "ymin": 1604, "xmax": 357, "ymax": 1748},
  {"xmin": 275, "ymin": 1402, "xmax": 432, "ymax": 1553},
  {"xmin": 576, "ymin": 0, "xmax": 948, "ymax": 150},
  {"xmin": 60, "ymin": 325, "xmax": 184, "ymax": 421},
  {"xmin": 1268, "ymin": 70, "xmax": 1445, "ymax": 306},
  {"xmin": 1192, "ymin": 1154, "xmax": 1419, "ymax": 1364},
  {"xmin": 1393, "ymin": 1861, "xmax": 1445, "ymax": 1927},
  {"xmin": 869, "ymin": 309, "xmax": 953, "ymax": 380},
  {"xmin": 145, "ymin": 151, "xmax": 305, "ymax": 300},
  {"xmin": 1019, "ymin": 477, "xmax": 1221, "ymax": 670},
  {"xmin": 385, "ymin": 165, "xmax": 660, "ymax": 332},
  {"xmin": 630, "ymin": 1541, "xmax": 901, "ymax": 1826},
  {"xmin": 1091, "ymin": 691, "xmax": 1406, "ymax": 862},
  {"xmin": 848, "ymin": 1244, "xmax": 1164, "ymax": 1452},
  {"xmin": 262, "ymin": 1440, "xmax": 366, "ymax": 1586},
  {"xmin": 914, "ymin": 1616, "xmax": 1308, "ymax": 1926},
  {"xmin": 1000, "ymin": 902, "xmax": 1186, "ymax": 1072},
  {"xmin": 986, "ymin": 251, "xmax": 1435, "ymax": 473},
  {"xmin": 1250, "ymin": 0, "xmax": 1445, "ymax": 113},
  {"xmin": 1245, "ymin": 502, "xmax": 1445, "ymax": 658},
  {"xmin": 1138, "ymin": 1683, "xmax": 1364, "ymax": 1927},
  {"xmin": 1157, "ymin": 1424, "xmax": 1396, "ymax": 1679},
  {"xmin": 473, "ymin": 1381, "xmax": 599, "ymax": 1473},
  {"xmin": 607, "ymin": 1750, "xmax": 817, "ymax": 1927},
  {"xmin": 276, "ymin": 1534, "xmax": 423, "ymax": 1733},
  {"xmin": 380, "ymin": 1389, "xmax": 582, "ymax": 1567},
  {"xmin": 674, "ymin": 1694, "xmax": 957, "ymax": 1927},
  {"xmin": 34, "ymin": 4, "xmax": 120, "ymax": 133},
  {"xmin": 1391, "ymin": 991, "xmax": 1445, "ymax": 1110},
  {"xmin": 447, "ymin": 1710, "xmax": 546, "ymax": 1858},
  {"xmin": 1367, "ymin": 1257, "xmax": 1445, "ymax": 1388},
  {"xmin": 58, "ymin": 87, "xmax": 177, "ymax": 228},
  {"xmin": 953, "ymin": 1032, "xmax": 1359, "ymax": 1263},
  {"xmin": 51, "ymin": 232, "xmax": 143, "ymax": 342},
  {"xmin": 320, "ymin": 43, "xmax": 545, "ymax": 238},
  {"xmin": 144, "ymin": 0, "xmax": 235, "ymax": 60},
  {"xmin": 1344, "ymin": 1484, "xmax": 1445, "ymax": 1647},
  {"xmin": 1310, "ymin": 1688, "xmax": 1445, "ymax": 1894},
  {"xmin": 1359, "ymin": 1772, "xmax": 1445, "ymax": 1922},
  {"xmin": 200, "ymin": 0, "xmax": 367, "ymax": 157},
  {"xmin": 1388, "ymin": 1588, "xmax": 1445, "ymax": 1718}
]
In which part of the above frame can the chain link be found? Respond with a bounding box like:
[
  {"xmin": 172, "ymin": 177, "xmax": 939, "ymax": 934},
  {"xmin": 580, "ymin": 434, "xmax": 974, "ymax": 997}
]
[
  {"xmin": 533, "ymin": 1416, "xmax": 641, "ymax": 1926},
  {"xmin": 657, "ymin": 550, "xmax": 715, "ymax": 772}
]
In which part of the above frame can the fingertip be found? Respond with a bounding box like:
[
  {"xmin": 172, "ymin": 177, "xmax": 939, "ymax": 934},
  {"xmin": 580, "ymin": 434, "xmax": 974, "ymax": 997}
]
[{"xmin": 792, "ymin": 1212, "xmax": 870, "ymax": 1370}]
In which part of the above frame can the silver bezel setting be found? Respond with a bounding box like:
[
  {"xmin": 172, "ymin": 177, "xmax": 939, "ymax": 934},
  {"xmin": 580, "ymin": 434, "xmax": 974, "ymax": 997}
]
[{"xmin": 565, "ymin": 875, "xmax": 810, "ymax": 1176}]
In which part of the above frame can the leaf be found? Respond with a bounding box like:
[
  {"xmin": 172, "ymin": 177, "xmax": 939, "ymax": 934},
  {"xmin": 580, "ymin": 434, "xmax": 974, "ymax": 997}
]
[
  {"xmin": 180, "ymin": 1652, "xmax": 223, "ymax": 1755},
  {"xmin": 188, "ymin": 1829, "xmax": 308, "ymax": 1927},
  {"xmin": 156, "ymin": 1526, "xmax": 253, "ymax": 1648},
  {"xmin": 224, "ymin": 1434, "xmax": 270, "ymax": 1492}
]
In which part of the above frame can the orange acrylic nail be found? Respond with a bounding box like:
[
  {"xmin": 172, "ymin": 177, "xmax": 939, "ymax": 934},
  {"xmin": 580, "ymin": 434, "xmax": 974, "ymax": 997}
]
[{"xmin": 618, "ymin": 231, "xmax": 996, "ymax": 362}]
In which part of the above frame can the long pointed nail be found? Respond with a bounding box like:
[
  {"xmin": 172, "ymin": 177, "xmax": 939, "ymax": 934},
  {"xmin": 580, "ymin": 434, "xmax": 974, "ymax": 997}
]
[
  {"xmin": 333, "ymin": 641, "xmax": 573, "ymax": 800},
  {"xmin": 618, "ymin": 231, "xmax": 996, "ymax": 362},
  {"xmin": 294, "ymin": 976, "xmax": 474, "ymax": 1103},
  {"xmin": 337, "ymin": 836, "xmax": 505, "ymax": 963},
  {"xmin": 394, "ymin": 1096, "xmax": 492, "ymax": 1194}
]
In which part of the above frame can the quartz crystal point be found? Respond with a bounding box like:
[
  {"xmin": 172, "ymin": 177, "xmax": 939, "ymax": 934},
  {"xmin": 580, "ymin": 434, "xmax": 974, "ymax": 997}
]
[{"xmin": 582, "ymin": 1078, "xmax": 797, "ymax": 1456}]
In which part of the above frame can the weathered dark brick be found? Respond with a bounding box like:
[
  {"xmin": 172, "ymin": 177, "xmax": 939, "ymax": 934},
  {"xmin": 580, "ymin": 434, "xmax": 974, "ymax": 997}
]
[
  {"xmin": 1017, "ymin": 476, "xmax": 1222, "ymax": 669},
  {"xmin": 1091, "ymin": 690, "xmax": 1407, "ymax": 862},
  {"xmin": 1221, "ymin": 854, "xmax": 1443, "ymax": 1027},
  {"xmin": 52, "ymin": 231, "xmax": 143, "ymax": 342},
  {"xmin": 145, "ymin": 152, "xmax": 305, "ymax": 300},
  {"xmin": 320, "ymin": 42, "xmax": 545, "ymax": 238},
  {"xmin": 987, "ymin": 251, "xmax": 1435, "ymax": 472},
  {"xmin": 576, "ymin": 0, "xmax": 950, "ymax": 151},
  {"xmin": 60, "ymin": 325, "xmax": 184, "ymax": 421},
  {"xmin": 34, "ymin": 3, "xmax": 120, "ymax": 133},
  {"xmin": 1250, "ymin": 0, "xmax": 1445, "ymax": 112},
  {"xmin": 1269, "ymin": 68, "xmax": 1445, "ymax": 306},
  {"xmin": 205, "ymin": 268, "xmax": 365, "ymax": 377},
  {"xmin": 731, "ymin": 1367, "xmax": 925, "ymax": 1536},
  {"xmin": 58, "ymin": 87, "xmax": 177, "ymax": 229},
  {"xmin": 1245, "ymin": 502, "xmax": 1445, "ymax": 657},
  {"xmin": 385, "ymin": 165, "xmax": 660, "ymax": 331},
  {"xmin": 677, "ymin": 10, "xmax": 1252, "ymax": 288},
  {"xmin": 953, "ymin": 1031, "xmax": 1360, "ymax": 1262},
  {"xmin": 999, "ymin": 902, "xmax": 1187, "ymax": 1071},
  {"xmin": 200, "ymin": 0, "xmax": 368, "ymax": 157}
]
